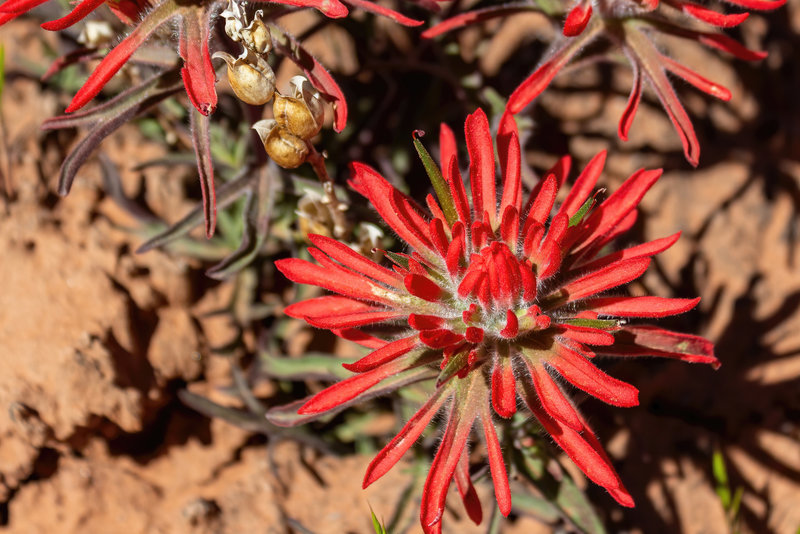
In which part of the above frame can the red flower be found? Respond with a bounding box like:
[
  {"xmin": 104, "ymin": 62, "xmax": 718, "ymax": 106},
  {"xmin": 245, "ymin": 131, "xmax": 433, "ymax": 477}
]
[
  {"xmin": 275, "ymin": 108, "xmax": 718, "ymax": 532},
  {"xmin": 423, "ymin": 0, "xmax": 785, "ymax": 166}
]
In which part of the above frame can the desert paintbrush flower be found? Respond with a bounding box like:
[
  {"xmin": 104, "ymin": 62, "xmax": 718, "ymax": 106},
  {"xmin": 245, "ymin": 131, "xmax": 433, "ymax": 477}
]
[
  {"xmin": 275, "ymin": 108, "xmax": 718, "ymax": 533},
  {"xmin": 423, "ymin": 0, "xmax": 785, "ymax": 166}
]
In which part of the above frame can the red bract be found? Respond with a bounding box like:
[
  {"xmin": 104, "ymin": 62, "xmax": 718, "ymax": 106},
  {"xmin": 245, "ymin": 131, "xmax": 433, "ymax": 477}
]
[
  {"xmin": 274, "ymin": 108, "xmax": 718, "ymax": 532},
  {"xmin": 424, "ymin": 0, "xmax": 785, "ymax": 166}
]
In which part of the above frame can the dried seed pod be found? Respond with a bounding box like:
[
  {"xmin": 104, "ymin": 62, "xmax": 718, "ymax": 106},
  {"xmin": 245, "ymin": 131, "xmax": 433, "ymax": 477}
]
[
  {"xmin": 240, "ymin": 12, "xmax": 271, "ymax": 55},
  {"xmin": 253, "ymin": 119, "xmax": 309, "ymax": 169},
  {"xmin": 220, "ymin": 0, "xmax": 244, "ymax": 43},
  {"xmin": 212, "ymin": 51, "xmax": 275, "ymax": 106},
  {"xmin": 273, "ymin": 76, "xmax": 324, "ymax": 139},
  {"xmin": 220, "ymin": 1, "xmax": 270, "ymax": 54}
]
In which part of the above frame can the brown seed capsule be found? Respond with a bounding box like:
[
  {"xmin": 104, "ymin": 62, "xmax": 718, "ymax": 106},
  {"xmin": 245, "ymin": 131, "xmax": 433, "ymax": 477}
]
[
  {"xmin": 273, "ymin": 76, "xmax": 324, "ymax": 139},
  {"xmin": 253, "ymin": 119, "xmax": 309, "ymax": 169},
  {"xmin": 212, "ymin": 51, "xmax": 275, "ymax": 106},
  {"xmin": 241, "ymin": 14, "xmax": 271, "ymax": 55}
]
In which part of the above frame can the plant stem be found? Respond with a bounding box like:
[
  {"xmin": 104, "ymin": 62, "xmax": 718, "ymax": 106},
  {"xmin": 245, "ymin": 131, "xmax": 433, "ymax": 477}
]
[{"xmin": 305, "ymin": 142, "xmax": 348, "ymax": 239}]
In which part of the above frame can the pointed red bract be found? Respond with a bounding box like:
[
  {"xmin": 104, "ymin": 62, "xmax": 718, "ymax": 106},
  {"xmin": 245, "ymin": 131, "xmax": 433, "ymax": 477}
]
[
  {"xmin": 364, "ymin": 388, "xmax": 449, "ymax": 487},
  {"xmin": 179, "ymin": 11, "xmax": 218, "ymax": 116},
  {"xmin": 591, "ymin": 296, "xmax": 700, "ymax": 318},
  {"xmin": 561, "ymin": 257, "xmax": 651, "ymax": 302},
  {"xmin": 619, "ymin": 62, "xmax": 642, "ymax": 142},
  {"xmin": 479, "ymin": 402, "xmax": 512, "ymax": 516},
  {"xmin": 465, "ymin": 108, "xmax": 497, "ymax": 227},
  {"xmin": 420, "ymin": 398, "xmax": 475, "ymax": 534},
  {"xmin": 454, "ymin": 449, "xmax": 483, "ymax": 524},
  {"xmin": 344, "ymin": 335, "xmax": 419, "ymax": 372},
  {"xmin": 345, "ymin": 0, "xmax": 423, "ymax": 26},
  {"xmin": 436, "ymin": 0, "xmax": 782, "ymax": 165},
  {"xmin": 529, "ymin": 362, "xmax": 583, "ymax": 430},
  {"xmin": 309, "ymin": 234, "xmax": 404, "ymax": 288},
  {"xmin": 265, "ymin": 0, "xmax": 348, "ymax": 17},
  {"xmin": 528, "ymin": 397, "xmax": 622, "ymax": 491},
  {"xmin": 577, "ymin": 167, "xmax": 662, "ymax": 251},
  {"xmin": 557, "ymin": 150, "xmax": 606, "ymax": 219},
  {"xmin": 65, "ymin": 15, "xmax": 163, "ymax": 113},
  {"xmin": 548, "ymin": 343, "xmax": 640, "ymax": 407},
  {"xmin": 491, "ymin": 353, "xmax": 517, "ymax": 417},
  {"xmin": 276, "ymin": 257, "xmax": 396, "ymax": 304},
  {"xmin": 40, "ymin": 0, "xmax": 105, "ymax": 31},
  {"xmin": 349, "ymin": 162, "xmax": 435, "ymax": 257},
  {"xmin": 563, "ymin": 1, "xmax": 593, "ymax": 36}
]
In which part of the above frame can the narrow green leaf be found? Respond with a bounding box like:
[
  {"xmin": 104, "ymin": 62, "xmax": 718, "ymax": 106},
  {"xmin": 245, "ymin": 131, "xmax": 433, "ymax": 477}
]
[
  {"xmin": 260, "ymin": 352, "xmax": 357, "ymax": 381},
  {"xmin": 369, "ymin": 505, "xmax": 388, "ymax": 534},
  {"xmin": 568, "ymin": 196, "xmax": 595, "ymax": 227},
  {"xmin": 716, "ymin": 487, "xmax": 732, "ymax": 509},
  {"xmin": 566, "ymin": 318, "xmax": 619, "ymax": 330},
  {"xmin": 511, "ymin": 493, "xmax": 560, "ymax": 523},
  {"xmin": 712, "ymin": 450, "xmax": 728, "ymax": 486},
  {"xmin": 386, "ymin": 251, "xmax": 410, "ymax": 270},
  {"xmin": 413, "ymin": 135, "xmax": 458, "ymax": 226},
  {"xmin": 42, "ymin": 69, "xmax": 183, "ymax": 195},
  {"xmin": 177, "ymin": 390, "xmax": 269, "ymax": 433},
  {"xmin": 207, "ymin": 169, "xmax": 274, "ymax": 279},
  {"xmin": 435, "ymin": 350, "xmax": 470, "ymax": 387},
  {"xmin": 730, "ymin": 486, "xmax": 743, "ymax": 520},
  {"xmin": 136, "ymin": 169, "xmax": 256, "ymax": 253},
  {"xmin": 190, "ymin": 106, "xmax": 216, "ymax": 237},
  {"xmin": 555, "ymin": 474, "xmax": 607, "ymax": 534}
]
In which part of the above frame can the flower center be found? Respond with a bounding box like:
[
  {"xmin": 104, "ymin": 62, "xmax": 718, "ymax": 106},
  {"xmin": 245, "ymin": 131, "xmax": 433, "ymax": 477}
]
[{"xmin": 456, "ymin": 241, "xmax": 537, "ymax": 310}]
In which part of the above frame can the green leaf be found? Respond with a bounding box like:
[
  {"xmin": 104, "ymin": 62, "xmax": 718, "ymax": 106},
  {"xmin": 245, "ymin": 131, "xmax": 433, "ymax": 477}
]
[
  {"xmin": 413, "ymin": 135, "xmax": 458, "ymax": 226},
  {"xmin": 369, "ymin": 505, "xmax": 388, "ymax": 534},
  {"xmin": 565, "ymin": 318, "xmax": 619, "ymax": 330},
  {"xmin": 259, "ymin": 352, "xmax": 356, "ymax": 381},
  {"xmin": 136, "ymin": 169, "xmax": 256, "ymax": 253},
  {"xmin": 716, "ymin": 487, "xmax": 731, "ymax": 510},
  {"xmin": 41, "ymin": 68, "xmax": 183, "ymax": 196},
  {"xmin": 511, "ymin": 493, "xmax": 560, "ymax": 523},
  {"xmin": 712, "ymin": 449, "xmax": 729, "ymax": 486},
  {"xmin": 177, "ymin": 390, "xmax": 270, "ymax": 433},
  {"xmin": 435, "ymin": 350, "xmax": 470, "ymax": 387},
  {"xmin": 207, "ymin": 167, "xmax": 275, "ymax": 280},
  {"xmin": 190, "ymin": 106, "xmax": 216, "ymax": 237},
  {"xmin": 386, "ymin": 251, "xmax": 410, "ymax": 270},
  {"xmin": 568, "ymin": 196, "xmax": 595, "ymax": 227},
  {"xmin": 555, "ymin": 474, "xmax": 606, "ymax": 534},
  {"xmin": 730, "ymin": 486, "xmax": 743, "ymax": 520}
]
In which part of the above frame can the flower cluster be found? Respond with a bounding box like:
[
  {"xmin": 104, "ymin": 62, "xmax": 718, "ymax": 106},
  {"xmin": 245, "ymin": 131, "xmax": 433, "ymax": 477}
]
[
  {"xmin": 424, "ymin": 0, "xmax": 785, "ymax": 166},
  {"xmin": 276, "ymin": 108, "xmax": 718, "ymax": 532}
]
